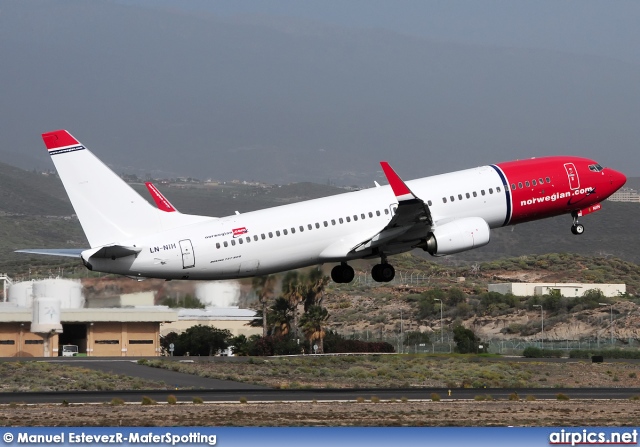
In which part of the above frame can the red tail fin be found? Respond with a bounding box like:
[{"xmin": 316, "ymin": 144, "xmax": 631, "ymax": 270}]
[{"xmin": 145, "ymin": 182, "xmax": 177, "ymax": 212}]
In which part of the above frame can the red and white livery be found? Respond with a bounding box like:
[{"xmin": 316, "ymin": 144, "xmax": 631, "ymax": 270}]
[{"xmin": 20, "ymin": 130, "xmax": 626, "ymax": 283}]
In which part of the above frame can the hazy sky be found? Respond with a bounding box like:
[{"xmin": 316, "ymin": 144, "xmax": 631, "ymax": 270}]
[
  {"xmin": 121, "ymin": 0, "xmax": 640, "ymax": 67},
  {"xmin": 2, "ymin": 1, "xmax": 639, "ymax": 183}
]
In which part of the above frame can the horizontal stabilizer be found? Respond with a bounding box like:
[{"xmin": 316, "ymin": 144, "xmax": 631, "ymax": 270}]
[{"xmin": 15, "ymin": 248, "xmax": 85, "ymax": 258}]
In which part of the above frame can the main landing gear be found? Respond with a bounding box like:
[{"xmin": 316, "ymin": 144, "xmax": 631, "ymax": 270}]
[
  {"xmin": 571, "ymin": 211, "xmax": 585, "ymax": 235},
  {"xmin": 331, "ymin": 257, "xmax": 397, "ymax": 284},
  {"xmin": 331, "ymin": 262, "xmax": 355, "ymax": 284}
]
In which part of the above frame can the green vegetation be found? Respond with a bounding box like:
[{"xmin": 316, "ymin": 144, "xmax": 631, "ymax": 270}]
[
  {"xmin": 569, "ymin": 349, "xmax": 640, "ymax": 360},
  {"xmin": 522, "ymin": 347, "xmax": 564, "ymax": 358},
  {"xmin": 0, "ymin": 362, "xmax": 169, "ymax": 392}
]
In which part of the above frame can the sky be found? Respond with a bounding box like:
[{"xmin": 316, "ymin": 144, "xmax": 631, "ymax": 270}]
[{"xmin": 1, "ymin": 1, "xmax": 639, "ymax": 183}]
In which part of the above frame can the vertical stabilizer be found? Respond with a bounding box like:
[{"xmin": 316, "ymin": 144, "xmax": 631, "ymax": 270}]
[{"xmin": 42, "ymin": 130, "xmax": 210, "ymax": 247}]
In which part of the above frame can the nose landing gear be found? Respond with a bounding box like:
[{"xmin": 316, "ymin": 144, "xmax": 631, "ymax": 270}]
[{"xmin": 571, "ymin": 211, "xmax": 585, "ymax": 235}]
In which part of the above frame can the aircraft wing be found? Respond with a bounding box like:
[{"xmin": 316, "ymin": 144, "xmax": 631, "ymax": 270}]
[
  {"xmin": 15, "ymin": 248, "xmax": 85, "ymax": 258},
  {"xmin": 351, "ymin": 162, "xmax": 432, "ymax": 253}
]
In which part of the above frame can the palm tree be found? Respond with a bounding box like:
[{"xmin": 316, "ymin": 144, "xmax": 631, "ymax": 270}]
[
  {"xmin": 299, "ymin": 304, "xmax": 329, "ymax": 354},
  {"xmin": 282, "ymin": 271, "xmax": 304, "ymax": 337},
  {"xmin": 252, "ymin": 275, "xmax": 276, "ymax": 337},
  {"xmin": 270, "ymin": 297, "xmax": 294, "ymax": 336},
  {"xmin": 303, "ymin": 269, "xmax": 330, "ymax": 310}
]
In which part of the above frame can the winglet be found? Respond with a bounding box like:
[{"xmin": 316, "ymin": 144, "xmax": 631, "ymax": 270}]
[
  {"xmin": 42, "ymin": 130, "xmax": 80, "ymax": 150},
  {"xmin": 145, "ymin": 182, "xmax": 177, "ymax": 212},
  {"xmin": 380, "ymin": 161, "xmax": 416, "ymax": 201}
]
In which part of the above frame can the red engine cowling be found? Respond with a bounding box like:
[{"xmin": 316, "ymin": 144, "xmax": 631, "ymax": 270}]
[{"xmin": 422, "ymin": 217, "xmax": 490, "ymax": 256}]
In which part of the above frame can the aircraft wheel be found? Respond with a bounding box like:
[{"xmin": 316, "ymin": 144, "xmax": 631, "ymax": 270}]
[
  {"xmin": 371, "ymin": 264, "xmax": 383, "ymax": 282},
  {"xmin": 571, "ymin": 224, "xmax": 584, "ymax": 235},
  {"xmin": 331, "ymin": 263, "xmax": 355, "ymax": 283},
  {"xmin": 380, "ymin": 264, "xmax": 395, "ymax": 282}
]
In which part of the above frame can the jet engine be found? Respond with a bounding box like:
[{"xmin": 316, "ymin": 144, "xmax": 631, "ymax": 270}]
[{"xmin": 420, "ymin": 217, "xmax": 490, "ymax": 256}]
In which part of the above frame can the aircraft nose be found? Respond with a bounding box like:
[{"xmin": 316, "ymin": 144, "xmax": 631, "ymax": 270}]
[{"xmin": 608, "ymin": 168, "xmax": 627, "ymax": 191}]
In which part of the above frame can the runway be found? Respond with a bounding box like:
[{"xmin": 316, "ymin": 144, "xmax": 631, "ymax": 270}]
[{"xmin": 1, "ymin": 358, "xmax": 639, "ymax": 404}]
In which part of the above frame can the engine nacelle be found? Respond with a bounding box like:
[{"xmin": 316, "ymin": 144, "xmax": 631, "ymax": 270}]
[{"xmin": 421, "ymin": 217, "xmax": 490, "ymax": 256}]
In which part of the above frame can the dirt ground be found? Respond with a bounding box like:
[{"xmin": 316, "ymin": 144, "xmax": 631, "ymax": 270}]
[{"xmin": 2, "ymin": 400, "xmax": 640, "ymax": 427}]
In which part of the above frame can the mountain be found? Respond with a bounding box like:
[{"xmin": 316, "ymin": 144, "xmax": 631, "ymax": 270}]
[{"xmin": 0, "ymin": 0, "xmax": 638, "ymax": 185}]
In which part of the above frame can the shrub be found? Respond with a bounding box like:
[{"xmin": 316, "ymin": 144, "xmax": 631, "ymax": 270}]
[
  {"xmin": 141, "ymin": 396, "xmax": 156, "ymax": 405},
  {"xmin": 556, "ymin": 393, "xmax": 570, "ymax": 401},
  {"xmin": 430, "ymin": 393, "xmax": 441, "ymax": 402},
  {"xmin": 508, "ymin": 392, "xmax": 519, "ymax": 401},
  {"xmin": 239, "ymin": 396, "xmax": 248, "ymax": 404},
  {"xmin": 356, "ymin": 397, "xmax": 365, "ymax": 403},
  {"xmin": 110, "ymin": 398, "xmax": 125, "ymax": 406},
  {"xmin": 370, "ymin": 396, "xmax": 380, "ymax": 403},
  {"xmin": 192, "ymin": 397, "xmax": 203, "ymax": 404},
  {"xmin": 167, "ymin": 395, "xmax": 177, "ymax": 405},
  {"xmin": 525, "ymin": 395, "xmax": 536, "ymax": 401}
]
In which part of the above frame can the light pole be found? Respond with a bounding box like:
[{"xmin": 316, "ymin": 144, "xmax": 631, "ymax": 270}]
[
  {"xmin": 533, "ymin": 305, "xmax": 544, "ymax": 350},
  {"xmin": 434, "ymin": 298, "xmax": 443, "ymax": 344},
  {"xmin": 599, "ymin": 303, "xmax": 614, "ymax": 347}
]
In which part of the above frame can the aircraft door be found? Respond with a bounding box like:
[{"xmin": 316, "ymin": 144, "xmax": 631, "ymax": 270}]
[
  {"xmin": 179, "ymin": 239, "xmax": 195, "ymax": 269},
  {"xmin": 564, "ymin": 163, "xmax": 580, "ymax": 190}
]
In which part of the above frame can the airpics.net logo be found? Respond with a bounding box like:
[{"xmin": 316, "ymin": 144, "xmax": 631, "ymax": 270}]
[
  {"xmin": 549, "ymin": 429, "xmax": 638, "ymax": 446},
  {"xmin": 520, "ymin": 187, "xmax": 594, "ymax": 207}
]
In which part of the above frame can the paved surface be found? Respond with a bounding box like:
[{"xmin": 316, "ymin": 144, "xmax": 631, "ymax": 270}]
[
  {"xmin": 56, "ymin": 360, "xmax": 265, "ymax": 390},
  {"xmin": 1, "ymin": 387, "xmax": 640, "ymax": 405}
]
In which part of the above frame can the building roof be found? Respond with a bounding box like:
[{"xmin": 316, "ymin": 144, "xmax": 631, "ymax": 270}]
[
  {"xmin": 178, "ymin": 306, "xmax": 257, "ymax": 321},
  {"xmin": 0, "ymin": 305, "xmax": 178, "ymax": 323}
]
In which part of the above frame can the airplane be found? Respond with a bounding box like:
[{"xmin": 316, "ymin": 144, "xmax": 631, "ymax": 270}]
[{"xmin": 17, "ymin": 130, "xmax": 626, "ymax": 284}]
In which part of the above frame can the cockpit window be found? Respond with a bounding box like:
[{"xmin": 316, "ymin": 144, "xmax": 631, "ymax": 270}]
[{"xmin": 589, "ymin": 164, "xmax": 604, "ymax": 172}]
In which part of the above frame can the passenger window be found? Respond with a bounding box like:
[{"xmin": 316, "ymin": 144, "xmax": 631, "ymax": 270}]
[
  {"xmin": 443, "ymin": 197, "xmax": 447, "ymax": 203},
  {"xmin": 353, "ymin": 215, "xmax": 358, "ymax": 221},
  {"xmin": 368, "ymin": 212, "xmax": 373, "ymax": 218},
  {"xmin": 376, "ymin": 211, "xmax": 381, "ymax": 216},
  {"xmin": 300, "ymin": 226, "xmax": 304, "ymax": 232},
  {"xmin": 291, "ymin": 228, "xmax": 295, "ymax": 234},
  {"xmin": 496, "ymin": 186, "xmax": 501, "ymax": 193},
  {"xmin": 231, "ymin": 240, "xmax": 236, "ymax": 246},
  {"xmin": 532, "ymin": 179, "xmax": 537, "ymax": 186},
  {"xmin": 239, "ymin": 238, "xmax": 243, "ymax": 244},
  {"xmin": 393, "ymin": 206, "xmax": 397, "ymax": 213},
  {"xmin": 324, "ymin": 221, "xmax": 328, "ymax": 227},
  {"xmin": 450, "ymin": 196, "xmax": 455, "ymax": 202},
  {"xmin": 458, "ymin": 194, "xmax": 463, "ymax": 200},
  {"xmin": 472, "ymin": 192, "xmax": 477, "ymax": 197},
  {"xmin": 308, "ymin": 224, "xmax": 312, "ymax": 230},
  {"xmin": 276, "ymin": 230, "xmax": 281, "ymax": 236},
  {"xmin": 261, "ymin": 234, "xmax": 266, "ymax": 240},
  {"xmin": 216, "ymin": 243, "xmax": 220, "ymax": 249},
  {"xmin": 465, "ymin": 193, "xmax": 470, "ymax": 199},
  {"xmin": 511, "ymin": 184, "xmax": 516, "ymax": 190},
  {"xmin": 489, "ymin": 188, "xmax": 493, "ymax": 194},
  {"xmin": 384, "ymin": 209, "xmax": 389, "ymax": 215},
  {"xmin": 223, "ymin": 241, "xmax": 228, "ymax": 247},
  {"xmin": 339, "ymin": 218, "xmax": 344, "ymax": 224},
  {"xmin": 283, "ymin": 229, "xmax": 288, "ymax": 235},
  {"xmin": 269, "ymin": 232, "xmax": 273, "ymax": 238},
  {"xmin": 246, "ymin": 236, "xmax": 251, "ymax": 243},
  {"xmin": 518, "ymin": 182, "xmax": 523, "ymax": 189},
  {"xmin": 361, "ymin": 213, "xmax": 365, "ymax": 219},
  {"xmin": 539, "ymin": 178, "xmax": 544, "ymax": 184},
  {"xmin": 315, "ymin": 223, "xmax": 320, "ymax": 228},
  {"xmin": 546, "ymin": 177, "xmax": 551, "ymax": 183},
  {"xmin": 427, "ymin": 200, "xmax": 432, "ymax": 206},
  {"xmin": 481, "ymin": 190, "xmax": 485, "ymax": 196},
  {"xmin": 525, "ymin": 181, "xmax": 530, "ymax": 187},
  {"xmin": 254, "ymin": 235, "xmax": 258, "ymax": 241},
  {"xmin": 346, "ymin": 217, "xmax": 351, "ymax": 222},
  {"xmin": 331, "ymin": 219, "xmax": 336, "ymax": 225}
]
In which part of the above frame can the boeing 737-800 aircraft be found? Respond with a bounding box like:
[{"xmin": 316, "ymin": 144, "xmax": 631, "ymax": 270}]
[{"xmin": 18, "ymin": 130, "xmax": 626, "ymax": 283}]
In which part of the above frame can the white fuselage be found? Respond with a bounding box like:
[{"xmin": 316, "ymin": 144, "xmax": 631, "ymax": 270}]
[{"xmin": 89, "ymin": 166, "xmax": 507, "ymax": 279}]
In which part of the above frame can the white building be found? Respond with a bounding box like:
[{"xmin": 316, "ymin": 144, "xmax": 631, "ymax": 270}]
[
  {"xmin": 488, "ymin": 283, "xmax": 625, "ymax": 298},
  {"xmin": 608, "ymin": 188, "xmax": 640, "ymax": 203}
]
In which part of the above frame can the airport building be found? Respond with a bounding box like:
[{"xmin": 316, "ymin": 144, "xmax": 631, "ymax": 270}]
[
  {"xmin": 0, "ymin": 277, "xmax": 259, "ymax": 357},
  {"xmin": 488, "ymin": 282, "xmax": 625, "ymax": 298},
  {"xmin": 607, "ymin": 188, "xmax": 640, "ymax": 203}
]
